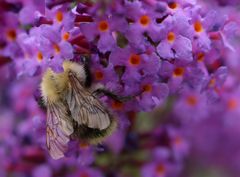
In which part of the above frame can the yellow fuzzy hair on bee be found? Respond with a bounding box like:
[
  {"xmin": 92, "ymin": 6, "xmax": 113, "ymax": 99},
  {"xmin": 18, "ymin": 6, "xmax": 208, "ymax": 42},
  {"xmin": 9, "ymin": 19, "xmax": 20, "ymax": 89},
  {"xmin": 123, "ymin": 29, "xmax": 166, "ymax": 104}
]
[
  {"xmin": 40, "ymin": 68, "xmax": 61, "ymax": 103},
  {"xmin": 53, "ymin": 72, "xmax": 69, "ymax": 93},
  {"xmin": 62, "ymin": 61, "xmax": 86, "ymax": 82}
]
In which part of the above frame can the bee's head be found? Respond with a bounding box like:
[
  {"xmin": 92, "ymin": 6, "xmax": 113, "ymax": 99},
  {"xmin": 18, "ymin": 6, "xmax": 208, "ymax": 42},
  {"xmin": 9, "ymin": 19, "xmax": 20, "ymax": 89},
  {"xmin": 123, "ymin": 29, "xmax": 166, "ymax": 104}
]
[{"xmin": 63, "ymin": 61, "xmax": 86, "ymax": 83}]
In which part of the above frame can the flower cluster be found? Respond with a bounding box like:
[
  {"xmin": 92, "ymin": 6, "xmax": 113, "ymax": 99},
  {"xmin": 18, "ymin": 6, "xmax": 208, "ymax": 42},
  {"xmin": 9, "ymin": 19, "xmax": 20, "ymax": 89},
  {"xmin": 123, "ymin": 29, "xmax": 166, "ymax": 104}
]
[
  {"xmin": 2, "ymin": 0, "xmax": 234, "ymax": 113},
  {"xmin": 1, "ymin": 0, "xmax": 240, "ymax": 176}
]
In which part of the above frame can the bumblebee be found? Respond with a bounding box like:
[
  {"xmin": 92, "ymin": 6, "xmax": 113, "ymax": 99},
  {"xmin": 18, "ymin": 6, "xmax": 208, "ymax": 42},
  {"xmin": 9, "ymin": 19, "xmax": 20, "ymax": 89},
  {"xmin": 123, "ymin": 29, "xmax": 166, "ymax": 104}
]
[{"xmin": 40, "ymin": 60, "xmax": 119, "ymax": 159}]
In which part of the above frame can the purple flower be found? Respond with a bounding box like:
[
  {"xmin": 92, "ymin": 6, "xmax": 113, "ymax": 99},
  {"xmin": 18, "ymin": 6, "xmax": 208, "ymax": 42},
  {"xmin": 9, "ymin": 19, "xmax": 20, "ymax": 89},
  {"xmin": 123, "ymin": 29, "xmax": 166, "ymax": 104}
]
[
  {"xmin": 79, "ymin": 15, "xmax": 127, "ymax": 53},
  {"xmin": 16, "ymin": 23, "xmax": 73, "ymax": 75},
  {"xmin": 138, "ymin": 77, "xmax": 169, "ymax": 111},
  {"xmin": 166, "ymin": 126, "xmax": 189, "ymax": 160},
  {"xmin": 141, "ymin": 148, "xmax": 181, "ymax": 177},
  {"xmin": 174, "ymin": 88, "xmax": 209, "ymax": 122}
]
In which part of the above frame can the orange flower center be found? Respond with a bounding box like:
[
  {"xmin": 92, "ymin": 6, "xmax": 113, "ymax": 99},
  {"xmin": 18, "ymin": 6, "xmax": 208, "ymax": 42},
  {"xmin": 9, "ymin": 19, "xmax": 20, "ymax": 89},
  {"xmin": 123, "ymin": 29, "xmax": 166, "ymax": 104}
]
[
  {"xmin": 142, "ymin": 84, "xmax": 152, "ymax": 93},
  {"xmin": 53, "ymin": 44, "xmax": 60, "ymax": 54},
  {"xmin": 209, "ymin": 78, "xmax": 216, "ymax": 87},
  {"xmin": 111, "ymin": 101, "xmax": 124, "ymax": 110},
  {"xmin": 227, "ymin": 99, "xmax": 237, "ymax": 110},
  {"xmin": 95, "ymin": 70, "xmax": 104, "ymax": 81},
  {"xmin": 197, "ymin": 52, "xmax": 204, "ymax": 62},
  {"xmin": 139, "ymin": 15, "xmax": 151, "ymax": 27},
  {"xmin": 155, "ymin": 164, "xmax": 166, "ymax": 175},
  {"xmin": 37, "ymin": 51, "xmax": 43, "ymax": 62},
  {"xmin": 167, "ymin": 32, "xmax": 175, "ymax": 43},
  {"xmin": 6, "ymin": 29, "xmax": 17, "ymax": 41},
  {"xmin": 174, "ymin": 136, "xmax": 183, "ymax": 145},
  {"xmin": 98, "ymin": 20, "xmax": 109, "ymax": 32},
  {"xmin": 129, "ymin": 54, "xmax": 141, "ymax": 66},
  {"xmin": 194, "ymin": 21, "xmax": 203, "ymax": 33},
  {"xmin": 62, "ymin": 32, "xmax": 70, "ymax": 41},
  {"xmin": 56, "ymin": 11, "xmax": 63, "ymax": 22},
  {"xmin": 186, "ymin": 95, "xmax": 197, "ymax": 106},
  {"xmin": 168, "ymin": 2, "xmax": 178, "ymax": 9},
  {"xmin": 173, "ymin": 67, "xmax": 184, "ymax": 77}
]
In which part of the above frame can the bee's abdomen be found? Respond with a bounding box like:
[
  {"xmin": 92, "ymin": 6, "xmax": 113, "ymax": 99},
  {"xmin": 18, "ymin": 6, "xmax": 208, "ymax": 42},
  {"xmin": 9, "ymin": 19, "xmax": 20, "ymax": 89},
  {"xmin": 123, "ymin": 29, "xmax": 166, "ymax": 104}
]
[{"xmin": 71, "ymin": 118, "xmax": 117, "ymax": 144}]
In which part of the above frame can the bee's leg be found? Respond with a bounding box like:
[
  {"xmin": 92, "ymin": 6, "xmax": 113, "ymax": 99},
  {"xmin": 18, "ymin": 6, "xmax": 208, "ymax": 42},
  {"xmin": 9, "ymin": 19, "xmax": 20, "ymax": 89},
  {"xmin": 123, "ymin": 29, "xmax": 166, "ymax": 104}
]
[
  {"xmin": 81, "ymin": 56, "xmax": 92, "ymax": 88},
  {"xmin": 92, "ymin": 88, "xmax": 141, "ymax": 102}
]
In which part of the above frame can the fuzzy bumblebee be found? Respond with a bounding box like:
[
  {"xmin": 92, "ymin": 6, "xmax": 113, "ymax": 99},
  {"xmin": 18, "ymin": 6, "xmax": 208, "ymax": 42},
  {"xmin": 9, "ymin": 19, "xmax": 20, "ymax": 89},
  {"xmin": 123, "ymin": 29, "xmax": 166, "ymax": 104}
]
[{"xmin": 40, "ymin": 61, "xmax": 116, "ymax": 159}]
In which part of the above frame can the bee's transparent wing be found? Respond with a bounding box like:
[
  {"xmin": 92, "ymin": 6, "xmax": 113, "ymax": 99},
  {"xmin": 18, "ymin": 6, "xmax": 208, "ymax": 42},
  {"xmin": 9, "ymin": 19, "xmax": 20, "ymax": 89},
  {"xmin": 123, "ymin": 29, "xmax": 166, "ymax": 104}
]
[
  {"xmin": 67, "ymin": 72, "xmax": 110, "ymax": 130},
  {"xmin": 46, "ymin": 101, "xmax": 73, "ymax": 159}
]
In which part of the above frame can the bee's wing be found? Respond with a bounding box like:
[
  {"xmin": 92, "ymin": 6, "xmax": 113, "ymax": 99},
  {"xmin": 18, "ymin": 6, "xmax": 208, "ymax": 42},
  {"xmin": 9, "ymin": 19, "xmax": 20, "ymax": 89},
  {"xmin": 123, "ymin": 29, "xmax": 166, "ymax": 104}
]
[
  {"xmin": 67, "ymin": 73, "xmax": 111, "ymax": 130},
  {"xmin": 46, "ymin": 101, "xmax": 73, "ymax": 159}
]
